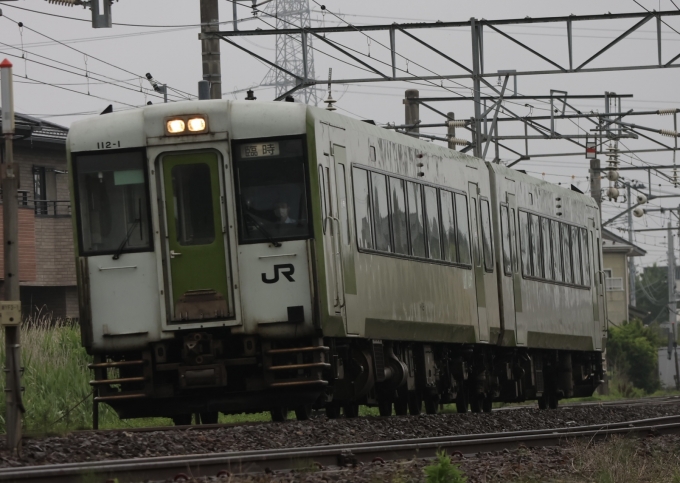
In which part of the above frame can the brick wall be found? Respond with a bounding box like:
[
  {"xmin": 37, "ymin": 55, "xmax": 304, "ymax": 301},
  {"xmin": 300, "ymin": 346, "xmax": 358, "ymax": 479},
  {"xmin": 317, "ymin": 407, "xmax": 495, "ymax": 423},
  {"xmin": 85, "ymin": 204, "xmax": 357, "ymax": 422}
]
[{"xmin": 23, "ymin": 217, "xmax": 76, "ymax": 286}]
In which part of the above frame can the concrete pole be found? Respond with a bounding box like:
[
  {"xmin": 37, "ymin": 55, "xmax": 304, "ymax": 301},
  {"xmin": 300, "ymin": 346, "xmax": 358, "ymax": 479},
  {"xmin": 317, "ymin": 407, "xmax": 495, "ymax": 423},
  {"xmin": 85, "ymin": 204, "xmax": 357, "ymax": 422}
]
[
  {"xmin": 200, "ymin": 0, "xmax": 222, "ymax": 100},
  {"xmin": 470, "ymin": 18, "xmax": 483, "ymax": 158},
  {"xmin": 1, "ymin": 58, "xmax": 22, "ymax": 454},
  {"xmin": 589, "ymin": 158, "xmax": 602, "ymax": 209},
  {"xmin": 404, "ymin": 89, "xmax": 419, "ymax": 134},
  {"xmin": 627, "ymin": 184, "xmax": 636, "ymax": 307},
  {"xmin": 669, "ymin": 221, "xmax": 680, "ymax": 390},
  {"xmin": 447, "ymin": 112, "xmax": 456, "ymax": 150}
]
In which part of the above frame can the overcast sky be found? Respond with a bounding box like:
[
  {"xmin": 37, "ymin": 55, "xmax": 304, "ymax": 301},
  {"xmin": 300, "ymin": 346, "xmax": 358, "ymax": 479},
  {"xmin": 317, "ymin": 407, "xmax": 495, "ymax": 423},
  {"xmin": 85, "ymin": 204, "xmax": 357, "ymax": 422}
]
[{"xmin": 0, "ymin": 0, "xmax": 679, "ymax": 267}]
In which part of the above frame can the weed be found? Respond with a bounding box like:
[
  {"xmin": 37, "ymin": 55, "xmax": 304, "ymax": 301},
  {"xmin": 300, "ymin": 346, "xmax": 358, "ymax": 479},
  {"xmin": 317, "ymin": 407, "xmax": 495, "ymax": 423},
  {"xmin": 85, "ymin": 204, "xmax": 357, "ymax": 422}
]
[{"xmin": 424, "ymin": 450, "xmax": 467, "ymax": 483}]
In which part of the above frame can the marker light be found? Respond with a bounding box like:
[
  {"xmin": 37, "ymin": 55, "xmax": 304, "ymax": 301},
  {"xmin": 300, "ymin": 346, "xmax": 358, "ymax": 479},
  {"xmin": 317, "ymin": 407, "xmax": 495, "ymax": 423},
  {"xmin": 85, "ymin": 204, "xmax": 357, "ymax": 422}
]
[
  {"xmin": 187, "ymin": 117, "xmax": 206, "ymax": 132},
  {"xmin": 166, "ymin": 119, "xmax": 186, "ymax": 134}
]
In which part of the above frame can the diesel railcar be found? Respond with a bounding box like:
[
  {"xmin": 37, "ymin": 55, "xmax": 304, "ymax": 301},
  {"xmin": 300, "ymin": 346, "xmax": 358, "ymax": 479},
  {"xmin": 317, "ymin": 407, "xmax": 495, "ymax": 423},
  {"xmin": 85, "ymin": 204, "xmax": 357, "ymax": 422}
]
[{"xmin": 67, "ymin": 100, "xmax": 606, "ymax": 424}]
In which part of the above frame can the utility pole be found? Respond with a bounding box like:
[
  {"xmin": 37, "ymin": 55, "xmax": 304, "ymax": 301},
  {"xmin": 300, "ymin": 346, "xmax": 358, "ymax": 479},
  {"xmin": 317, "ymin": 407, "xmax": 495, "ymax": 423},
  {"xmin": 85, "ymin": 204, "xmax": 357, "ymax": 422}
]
[
  {"xmin": 627, "ymin": 184, "xmax": 636, "ymax": 306},
  {"xmin": 200, "ymin": 0, "xmax": 222, "ymax": 100},
  {"xmin": 447, "ymin": 112, "xmax": 456, "ymax": 150},
  {"xmin": 668, "ymin": 221, "xmax": 680, "ymax": 390},
  {"xmin": 590, "ymin": 158, "xmax": 602, "ymax": 209},
  {"xmin": 1, "ymin": 58, "xmax": 24, "ymax": 454},
  {"xmin": 404, "ymin": 89, "xmax": 419, "ymax": 135}
]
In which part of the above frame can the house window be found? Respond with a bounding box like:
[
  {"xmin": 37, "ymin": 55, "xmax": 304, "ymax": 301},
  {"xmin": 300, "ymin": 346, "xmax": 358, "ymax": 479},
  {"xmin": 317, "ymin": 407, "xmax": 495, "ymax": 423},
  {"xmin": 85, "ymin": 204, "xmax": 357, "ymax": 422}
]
[
  {"xmin": 603, "ymin": 269, "xmax": 624, "ymax": 291},
  {"xmin": 33, "ymin": 166, "xmax": 47, "ymax": 215}
]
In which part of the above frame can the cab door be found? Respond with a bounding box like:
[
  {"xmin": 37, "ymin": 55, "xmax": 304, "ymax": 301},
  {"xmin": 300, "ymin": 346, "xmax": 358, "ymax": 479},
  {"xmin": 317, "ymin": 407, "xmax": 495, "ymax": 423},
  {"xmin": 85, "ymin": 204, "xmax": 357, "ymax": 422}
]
[
  {"xmin": 469, "ymin": 181, "xmax": 490, "ymax": 342},
  {"xmin": 161, "ymin": 151, "xmax": 232, "ymax": 322}
]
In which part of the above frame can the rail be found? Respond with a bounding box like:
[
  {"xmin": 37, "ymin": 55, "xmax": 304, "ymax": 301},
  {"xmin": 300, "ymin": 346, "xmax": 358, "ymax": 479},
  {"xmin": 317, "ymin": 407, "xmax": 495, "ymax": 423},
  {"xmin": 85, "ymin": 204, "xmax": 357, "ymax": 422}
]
[{"xmin": 3, "ymin": 413, "xmax": 680, "ymax": 483}]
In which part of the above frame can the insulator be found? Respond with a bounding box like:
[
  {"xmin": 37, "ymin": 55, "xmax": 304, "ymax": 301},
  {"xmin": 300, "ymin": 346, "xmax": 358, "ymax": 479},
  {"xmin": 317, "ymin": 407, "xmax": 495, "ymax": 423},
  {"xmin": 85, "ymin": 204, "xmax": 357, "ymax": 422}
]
[
  {"xmin": 446, "ymin": 120, "xmax": 466, "ymax": 128},
  {"xmin": 607, "ymin": 186, "xmax": 619, "ymax": 200},
  {"xmin": 633, "ymin": 207, "xmax": 644, "ymax": 218},
  {"xmin": 446, "ymin": 136, "xmax": 470, "ymax": 146},
  {"xmin": 658, "ymin": 108, "xmax": 679, "ymax": 115},
  {"xmin": 606, "ymin": 170, "xmax": 619, "ymax": 181},
  {"xmin": 324, "ymin": 94, "xmax": 337, "ymax": 111},
  {"xmin": 636, "ymin": 193, "xmax": 648, "ymax": 204},
  {"xmin": 660, "ymin": 129, "xmax": 679, "ymax": 137},
  {"xmin": 45, "ymin": 0, "xmax": 85, "ymax": 5}
]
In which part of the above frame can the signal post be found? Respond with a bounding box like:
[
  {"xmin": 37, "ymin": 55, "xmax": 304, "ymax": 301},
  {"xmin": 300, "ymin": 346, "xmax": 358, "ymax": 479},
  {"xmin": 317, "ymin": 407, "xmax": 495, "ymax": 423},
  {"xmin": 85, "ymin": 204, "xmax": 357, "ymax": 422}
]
[{"xmin": 1, "ymin": 58, "xmax": 24, "ymax": 454}]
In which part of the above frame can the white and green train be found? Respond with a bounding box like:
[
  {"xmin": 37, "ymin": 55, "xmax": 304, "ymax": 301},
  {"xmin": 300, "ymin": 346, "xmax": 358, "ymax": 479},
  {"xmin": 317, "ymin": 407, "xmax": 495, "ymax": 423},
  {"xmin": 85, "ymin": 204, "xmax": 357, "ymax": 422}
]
[{"xmin": 67, "ymin": 99, "xmax": 606, "ymax": 424}]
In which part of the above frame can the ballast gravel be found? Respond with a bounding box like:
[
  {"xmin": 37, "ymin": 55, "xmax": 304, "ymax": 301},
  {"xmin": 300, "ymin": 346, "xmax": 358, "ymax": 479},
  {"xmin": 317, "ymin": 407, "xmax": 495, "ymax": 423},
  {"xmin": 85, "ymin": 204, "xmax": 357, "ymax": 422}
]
[{"xmin": 1, "ymin": 401, "xmax": 680, "ymax": 468}]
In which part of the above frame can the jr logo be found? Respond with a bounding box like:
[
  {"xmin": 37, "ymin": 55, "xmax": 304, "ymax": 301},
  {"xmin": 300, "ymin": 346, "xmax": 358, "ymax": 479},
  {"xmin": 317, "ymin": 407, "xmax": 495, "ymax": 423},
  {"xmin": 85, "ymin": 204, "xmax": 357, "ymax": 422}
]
[{"xmin": 262, "ymin": 264, "xmax": 295, "ymax": 284}]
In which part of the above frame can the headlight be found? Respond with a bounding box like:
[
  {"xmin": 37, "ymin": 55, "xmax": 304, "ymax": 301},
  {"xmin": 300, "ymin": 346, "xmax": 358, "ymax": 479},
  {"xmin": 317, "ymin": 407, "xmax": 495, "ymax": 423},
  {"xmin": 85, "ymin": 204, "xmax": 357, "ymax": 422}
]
[
  {"xmin": 166, "ymin": 119, "xmax": 186, "ymax": 134},
  {"xmin": 187, "ymin": 117, "xmax": 206, "ymax": 132}
]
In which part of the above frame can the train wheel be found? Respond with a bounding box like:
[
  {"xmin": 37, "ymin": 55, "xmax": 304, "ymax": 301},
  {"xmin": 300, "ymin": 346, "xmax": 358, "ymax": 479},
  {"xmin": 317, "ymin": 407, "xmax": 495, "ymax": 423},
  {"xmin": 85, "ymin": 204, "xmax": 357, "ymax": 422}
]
[
  {"xmin": 343, "ymin": 404, "xmax": 360, "ymax": 418},
  {"xmin": 378, "ymin": 401, "xmax": 392, "ymax": 417},
  {"xmin": 538, "ymin": 395, "xmax": 547, "ymax": 410},
  {"xmin": 424, "ymin": 397, "xmax": 438, "ymax": 415},
  {"xmin": 469, "ymin": 394, "xmax": 482, "ymax": 413},
  {"xmin": 326, "ymin": 404, "xmax": 340, "ymax": 419},
  {"xmin": 548, "ymin": 392, "xmax": 559, "ymax": 410},
  {"xmin": 407, "ymin": 392, "xmax": 422, "ymax": 415},
  {"xmin": 270, "ymin": 407, "xmax": 288, "ymax": 422},
  {"xmin": 455, "ymin": 390, "xmax": 468, "ymax": 414},
  {"xmin": 394, "ymin": 398, "xmax": 408, "ymax": 416},
  {"xmin": 482, "ymin": 397, "xmax": 493, "ymax": 413},
  {"xmin": 199, "ymin": 412, "xmax": 219, "ymax": 424},
  {"xmin": 172, "ymin": 414, "xmax": 192, "ymax": 426},
  {"xmin": 294, "ymin": 404, "xmax": 312, "ymax": 421}
]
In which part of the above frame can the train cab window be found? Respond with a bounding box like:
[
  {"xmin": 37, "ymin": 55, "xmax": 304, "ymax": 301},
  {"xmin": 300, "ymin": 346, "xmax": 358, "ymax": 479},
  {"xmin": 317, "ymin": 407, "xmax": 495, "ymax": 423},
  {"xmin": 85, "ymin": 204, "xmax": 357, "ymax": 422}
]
[
  {"xmin": 389, "ymin": 177, "xmax": 409, "ymax": 255},
  {"xmin": 582, "ymin": 228, "xmax": 591, "ymax": 286},
  {"xmin": 318, "ymin": 167, "xmax": 328, "ymax": 234},
  {"xmin": 440, "ymin": 190, "xmax": 457, "ymax": 263},
  {"xmin": 529, "ymin": 214, "xmax": 540, "ymax": 277},
  {"xmin": 406, "ymin": 182, "xmax": 426, "ymax": 258},
  {"xmin": 171, "ymin": 163, "xmax": 216, "ymax": 246},
  {"xmin": 234, "ymin": 137, "xmax": 311, "ymax": 244},
  {"xmin": 480, "ymin": 199, "xmax": 494, "ymax": 272},
  {"xmin": 561, "ymin": 223, "xmax": 572, "ymax": 284},
  {"xmin": 519, "ymin": 211, "xmax": 531, "ymax": 276},
  {"xmin": 571, "ymin": 226, "xmax": 582, "ymax": 285},
  {"xmin": 455, "ymin": 193, "xmax": 472, "ymax": 265},
  {"xmin": 371, "ymin": 173, "xmax": 391, "ymax": 252},
  {"xmin": 541, "ymin": 217, "xmax": 552, "ymax": 280},
  {"xmin": 500, "ymin": 205, "xmax": 512, "ymax": 276},
  {"xmin": 551, "ymin": 219, "xmax": 563, "ymax": 282},
  {"xmin": 424, "ymin": 186, "xmax": 442, "ymax": 260},
  {"xmin": 352, "ymin": 167, "xmax": 373, "ymax": 250},
  {"xmin": 73, "ymin": 150, "xmax": 152, "ymax": 256}
]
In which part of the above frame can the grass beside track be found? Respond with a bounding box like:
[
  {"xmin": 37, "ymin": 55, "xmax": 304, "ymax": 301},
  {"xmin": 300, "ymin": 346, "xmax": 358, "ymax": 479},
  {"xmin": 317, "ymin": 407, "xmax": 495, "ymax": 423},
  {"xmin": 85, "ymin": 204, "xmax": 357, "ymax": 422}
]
[{"xmin": 0, "ymin": 320, "xmax": 677, "ymax": 435}]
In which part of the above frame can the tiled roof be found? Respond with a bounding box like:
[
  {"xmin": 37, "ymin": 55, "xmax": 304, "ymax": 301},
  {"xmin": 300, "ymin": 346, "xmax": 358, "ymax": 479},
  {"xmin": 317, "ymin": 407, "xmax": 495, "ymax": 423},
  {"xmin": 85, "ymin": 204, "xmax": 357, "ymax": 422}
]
[{"xmin": 0, "ymin": 112, "xmax": 68, "ymax": 143}]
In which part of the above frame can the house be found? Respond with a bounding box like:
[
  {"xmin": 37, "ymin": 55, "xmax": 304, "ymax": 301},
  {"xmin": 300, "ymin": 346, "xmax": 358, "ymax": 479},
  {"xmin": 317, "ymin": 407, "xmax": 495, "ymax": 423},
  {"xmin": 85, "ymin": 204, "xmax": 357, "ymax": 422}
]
[
  {"xmin": 0, "ymin": 112, "xmax": 76, "ymax": 319},
  {"xmin": 602, "ymin": 228, "xmax": 647, "ymax": 325}
]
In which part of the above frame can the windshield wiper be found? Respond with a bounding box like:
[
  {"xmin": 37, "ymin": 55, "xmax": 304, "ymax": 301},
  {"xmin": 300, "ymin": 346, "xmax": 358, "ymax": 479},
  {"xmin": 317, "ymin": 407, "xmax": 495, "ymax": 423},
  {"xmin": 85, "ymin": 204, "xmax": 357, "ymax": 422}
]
[
  {"xmin": 112, "ymin": 218, "xmax": 140, "ymax": 260},
  {"xmin": 243, "ymin": 208, "xmax": 281, "ymax": 247}
]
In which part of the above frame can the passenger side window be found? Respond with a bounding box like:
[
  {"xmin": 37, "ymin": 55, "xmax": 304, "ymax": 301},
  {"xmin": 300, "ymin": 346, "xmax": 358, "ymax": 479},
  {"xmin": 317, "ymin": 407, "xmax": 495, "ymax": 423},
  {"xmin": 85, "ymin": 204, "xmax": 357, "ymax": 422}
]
[
  {"xmin": 561, "ymin": 223, "xmax": 572, "ymax": 284},
  {"xmin": 424, "ymin": 186, "xmax": 442, "ymax": 260},
  {"xmin": 389, "ymin": 177, "xmax": 408, "ymax": 255},
  {"xmin": 407, "ymin": 182, "xmax": 426, "ymax": 258},
  {"xmin": 500, "ymin": 205, "xmax": 512, "ymax": 276},
  {"xmin": 519, "ymin": 211, "xmax": 531, "ymax": 276},
  {"xmin": 541, "ymin": 217, "xmax": 552, "ymax": 280},
  {"xmin": 371, "ymin": 172, "xmax": 391, "ymax": 252},
  {"xmin": 455, "ymin": 193, "xmax": 471, "ymax": 265},
  {"xmin": 319, "ymin": 167, "xmax": 328, "ymax": 234},
  {"xmin": 551, "ymin": 219, "xmax": 562, "ymax": 282},
  {"xmin": 510, "ymin": 208, "xmax": 518, "ymax": 273},
  {"xmin": 571, "ymin": 225, "xmax": 582, "ymax": 285},
  {"xmin": 582, "ymin": 228, "xmax": 591, "ymax": 286},
  {"xmin": 470, "ymin": 199, "xmax": 481, "ymax": 266},
  {"xmin": 529, "ymin": 214, "xmax": 541, "ymax": 277},
  {"xmin": 440, "ymin": 190, "xmax": 457, "ymax": 263},
  {"xmin": 352, "ymin": 167, "xmax": 373, "ymax": 250},
  {"xmin": 480, "ymin": 199, "xmax": 494, "ymax": 272}
]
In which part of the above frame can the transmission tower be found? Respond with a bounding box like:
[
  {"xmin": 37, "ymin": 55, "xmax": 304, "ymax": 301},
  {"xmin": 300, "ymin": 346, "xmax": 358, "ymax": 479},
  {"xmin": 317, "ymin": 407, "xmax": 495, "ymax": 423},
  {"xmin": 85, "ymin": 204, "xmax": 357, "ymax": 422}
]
[{"xmin": 261, "ymin": 0, "xmax": 319, "ymax": 105}]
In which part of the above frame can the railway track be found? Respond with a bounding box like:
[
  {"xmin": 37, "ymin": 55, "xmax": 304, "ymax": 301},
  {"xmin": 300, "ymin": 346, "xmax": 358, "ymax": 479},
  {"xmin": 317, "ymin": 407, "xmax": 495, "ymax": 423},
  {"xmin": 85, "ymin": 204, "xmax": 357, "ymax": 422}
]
[{"xmin": 4, "ymin": 413, "xmax": 680, "ymax": 483}]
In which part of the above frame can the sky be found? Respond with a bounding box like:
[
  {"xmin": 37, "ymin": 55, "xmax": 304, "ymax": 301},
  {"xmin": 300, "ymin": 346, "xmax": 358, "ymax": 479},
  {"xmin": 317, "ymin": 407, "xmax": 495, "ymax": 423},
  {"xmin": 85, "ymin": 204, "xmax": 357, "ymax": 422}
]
[{"xmin": 0, "ymin": 0, "xmax": 679, "ymax": 268}]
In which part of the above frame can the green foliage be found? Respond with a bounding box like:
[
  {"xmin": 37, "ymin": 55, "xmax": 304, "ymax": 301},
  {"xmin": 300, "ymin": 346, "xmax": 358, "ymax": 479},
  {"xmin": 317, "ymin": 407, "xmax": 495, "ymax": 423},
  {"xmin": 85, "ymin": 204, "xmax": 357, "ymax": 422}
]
[
  {"xmin": 635, "ymin": 264, "xmax": 668, "ymax": 325},
  {"xmin": 424, "ymin": 450, "xmax": 467, "ymax": 483},
  {"xmin": 607, "ymin": 319, "xmax": 662, "ymax": 394}
]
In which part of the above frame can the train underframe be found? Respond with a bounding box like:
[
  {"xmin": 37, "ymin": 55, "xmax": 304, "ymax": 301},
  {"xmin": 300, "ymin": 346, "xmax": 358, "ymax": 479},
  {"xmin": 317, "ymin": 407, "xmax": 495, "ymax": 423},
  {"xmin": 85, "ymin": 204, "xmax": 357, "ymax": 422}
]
[{"xmin": 90, "ymin": 330, "xmax": 604, "ymax": 425}]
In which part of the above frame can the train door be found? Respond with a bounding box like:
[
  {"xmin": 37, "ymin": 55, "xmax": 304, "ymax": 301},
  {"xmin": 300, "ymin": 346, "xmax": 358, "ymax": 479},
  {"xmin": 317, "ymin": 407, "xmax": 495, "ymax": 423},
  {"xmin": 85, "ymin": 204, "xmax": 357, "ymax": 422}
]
[
  {"xmin": 505, "ymin": 191, "xmax": 521, "ymax": 343},
  {"xmin": 469, "ymin": 182, "xmax": 490, "ymax": 342},
  {"xmin": 161, "ymin": 151, "xmax": 232, "ymax": 322}
]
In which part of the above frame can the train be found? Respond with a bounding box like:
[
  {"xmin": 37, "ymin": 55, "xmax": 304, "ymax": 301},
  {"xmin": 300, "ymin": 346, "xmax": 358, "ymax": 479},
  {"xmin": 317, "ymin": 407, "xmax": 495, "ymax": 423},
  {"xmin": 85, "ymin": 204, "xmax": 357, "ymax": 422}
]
[{"xmin": 67, "ymin": 99, "xmax": 606, "ymax": 424}]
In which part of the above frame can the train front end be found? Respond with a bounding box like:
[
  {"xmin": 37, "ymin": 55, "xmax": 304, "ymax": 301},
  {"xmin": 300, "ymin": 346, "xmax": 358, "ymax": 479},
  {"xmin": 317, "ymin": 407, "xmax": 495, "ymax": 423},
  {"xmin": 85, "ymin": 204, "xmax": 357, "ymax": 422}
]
[{"xmin": 68, "ymin": 100, "xmax": 327, "ymax": 422}]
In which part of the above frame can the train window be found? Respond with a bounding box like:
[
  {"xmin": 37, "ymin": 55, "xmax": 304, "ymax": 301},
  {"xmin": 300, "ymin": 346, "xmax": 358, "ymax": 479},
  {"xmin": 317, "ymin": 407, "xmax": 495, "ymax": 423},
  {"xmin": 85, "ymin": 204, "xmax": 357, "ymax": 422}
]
[
  {"xmin": 371, "ymin": 173, "xmax": 392, "ymax": 252},
  {"xmin": 470, "ymin": 199, "xmax": 481, "ymax": 266},
  {"xmin": 74, "ymin": 150, "xmax": 152, "ymax": 256},
  {"xmin": 319, "ymin": 167, "xmax": 328, "ymax": 235},
  {"xmin": 571, "ymin": 226, "xmax": 582, "ymax": 285},
  {"xmin": 424, "ymin": 186, "xmax": 442, "ymax": 260},
  {"xmin": 480, "ymin": 199, "xmax": 494, "ymax": 272},
  {"xmin": 500, "ymin": 205, "xmax": 512, "ymax": 276},
  {"xmin": 440, "ymin": 190, "xmax": 457, "ymax": 263},
  {"xmin": 171, "ymin": 163, "xmax": 216, "ymax": 246},
  {"xmin": 336, "ymin": 164, "xmax": 350, "ymax": 245},
  {"xmin": 551, "ymin": 219, "xmax": 563, "ymax": 282},
  {"xmin": 510, "ymin": 208, "xmax": 518, "ymax": 273},
  {"xmin": 581, "ymin": 228, "xmax": 591, "ymax": 286},
  {"xmin": 389, "ymin": 177, "xmax": 409, "ymax": 255},
  {"xmin": 407, "ymin": 182, "xmax": 426, "ymax": 258},
  {"xmin": 455, "ymin": 193, "xmax": 472, "ymax": 265},
  {"xmin": 234, "ymin": 137, "xmax": 311, "ymax": 244},
  {"xmin": 352, "ymin": 167, "xmax": 373, "ymax": 250},
  {"xmin": 519, "ymin": 211, "xmax": 531, "ymax": 276},
  {"xmin": 561, "ymin": 223, "xmax": 572, "ymax": 284},
  {"xmin": 529, "ymin": 214, "xmax": 540, "ymax": 277},
  {"xmin": 541, "ymin": 217, "xmax": 552, "ymax": 280}
]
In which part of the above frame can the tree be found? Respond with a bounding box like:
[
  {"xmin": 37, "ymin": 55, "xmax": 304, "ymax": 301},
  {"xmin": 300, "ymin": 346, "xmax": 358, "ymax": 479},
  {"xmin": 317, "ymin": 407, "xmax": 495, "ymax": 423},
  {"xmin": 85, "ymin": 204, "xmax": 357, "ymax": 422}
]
[
  {"xmin": 635, "ymin": 264, "xmax": 669, "ymax": 325},
  {"xmin": 607, "ymin": 320, "xmax": 662, "ymax": 394}
]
